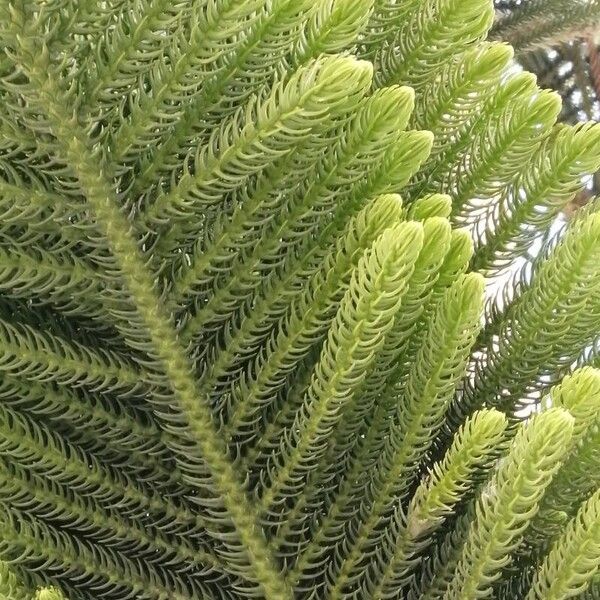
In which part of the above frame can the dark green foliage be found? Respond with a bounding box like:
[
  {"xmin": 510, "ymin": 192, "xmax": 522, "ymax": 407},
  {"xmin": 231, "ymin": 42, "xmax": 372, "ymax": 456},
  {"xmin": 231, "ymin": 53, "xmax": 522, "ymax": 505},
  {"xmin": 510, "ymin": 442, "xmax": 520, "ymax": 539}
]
[{"xmin": 0, "ymin": 1, "xmax": 600, "ymax": 599}]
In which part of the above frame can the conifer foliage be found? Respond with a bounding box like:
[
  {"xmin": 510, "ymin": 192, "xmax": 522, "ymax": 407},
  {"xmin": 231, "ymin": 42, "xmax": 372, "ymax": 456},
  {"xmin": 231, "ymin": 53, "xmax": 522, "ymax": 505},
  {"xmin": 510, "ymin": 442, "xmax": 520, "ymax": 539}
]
[
  {"xmin": 1, "ymin": 1, "xmax": 600, "ymax": 599},
  {"xmin": 491, "ymin": 0, "xmax": 600, "ymax": 161},
  {"xmin": 492, "ymin": 0, "xmax": 600, "ymax": 56}
]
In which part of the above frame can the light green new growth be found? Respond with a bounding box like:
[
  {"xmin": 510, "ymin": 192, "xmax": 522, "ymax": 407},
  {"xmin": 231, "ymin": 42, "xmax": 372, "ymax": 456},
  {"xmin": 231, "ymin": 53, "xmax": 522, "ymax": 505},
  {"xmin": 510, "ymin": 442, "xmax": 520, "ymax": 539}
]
[
  {"xmin": 444, "ymin": 409, "xmax": 574, "ymax": 600},
  {"xmin": 34, "ymin": 589, "xmax": 67, "ymax": 600},
  {"xmin": 527, "ymin": 488, "xmax": 600, "ymax": 600},
  {"xmin": 0, "ymin": 561, "xmax": 66, "ymax": 600},
  {"xmin": 369, "ymin": 409, "xmax": 508, "ymax": 598},
  {"xmin": 0, "ymin": 0, "xmax": 600, "ymax": 599},
  {"xmin": 530, "ymin": 368, "xmax": 600, "ymax": 545}
]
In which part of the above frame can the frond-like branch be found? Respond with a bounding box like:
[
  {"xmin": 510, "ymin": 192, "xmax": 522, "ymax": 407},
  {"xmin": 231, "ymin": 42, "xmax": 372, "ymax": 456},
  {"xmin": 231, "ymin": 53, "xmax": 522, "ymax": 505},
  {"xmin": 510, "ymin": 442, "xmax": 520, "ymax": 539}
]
[
  {"xmin": 491, "ymin": 0, "xmax": 600, "ymax": 56},
  {"xmin": 372, "ymin": 0, "xmax": 495, "ymax": 89},
  {"xmin": 141, "ymin": 55, "xmax": 373, "ymax": 258},
  {"xmin": 258, "ymin": 222, "xmax": 424, "ymax": 527},
  {"xmin": 5, "ymin": 9, "xmax": 288, "ymax": 597},
  {"xmin": 443, "ymin": 408, "xmax": 574, "ymax": 599},
  {"xmin": 368, "ymin": 409, "xmax": 507, "ymax": 598},
  {"xmin": 465, "ymin": 210, "xmax": 600, "ymax": 416},
  {"xmin": 526, "ymin": 487, "xmax": 600, "ymax": 599},
  {"xmin": 2, "ymin": 1, "xmax": 600, "ymax": 598}
]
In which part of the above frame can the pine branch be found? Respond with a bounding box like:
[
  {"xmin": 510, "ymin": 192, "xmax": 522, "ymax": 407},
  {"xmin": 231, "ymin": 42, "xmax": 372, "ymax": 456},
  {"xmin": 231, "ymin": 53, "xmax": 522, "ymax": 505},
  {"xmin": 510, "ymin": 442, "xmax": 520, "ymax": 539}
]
[
  {"xmin": 0, "ymin": 560, "xmax": 31, "ymax": 600},
  {"xmin": 110, "ymin": 0, "xmax": 265, "ymax": 169},
  {"xmin": 177, "ymin": 101, "xmax": 431, "ymax": 348},
  {"xmin": 368, "ymin": 409, "xmax": 508, "ymax": 598},
  {"xmin": 526, "ymin": 487, "xmax": 600, "ymax": 599},
  {"xmin": 443, "ymin": 408, "xmax": 574, "ymax": 600},
  {"xmin": 84, "ymin": 0, "xmax": 191, "ymax": 110},
  {"xmin": 129, "ymin": 0, "xmax": 317, "ymax": 196},
  {"xmin": 258, "ymin": 222, "xmax": 424, "ymax": 526},
  {"xmin": 140, "ymin": 55, "xmax": 373, "ymax": 259},
  {"xmin": 373, "ymin": 0, "xmax": 496, "ymax": 89},
  {"xmin": 491, "ymin": 0, "xmax": 600, "ymax": 56},
  {"xmin": 222, "ymin": 194, "xmax": 406, "ymax": 451},
  {"xmin": 530, "ymin": 368, "xmax": 600, "ymax": 546},
  {"xmin": 2, "ymin": 1, "xmax": 600, "ymax": 598},
  {"xmin": 0, "ymin": 317, "xmax": 146, "ymax": 396},
  {"xmin": 290, "ymin": 273, "xmax": 484, "ymax": 596},
  {"xmin": 471, "ymin": 123, "xmax": 600, "ymax": 275},
  {"xmin": 465, "ymin": 210, "xmax": 600, "ymax": 416},
  {"xmin": 0, "ymin": 374, "xmax": 170, "ymax": 480},
  {"xmin": 5, "ymin": 7, "xmax": 288, "ymax": 597}
]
